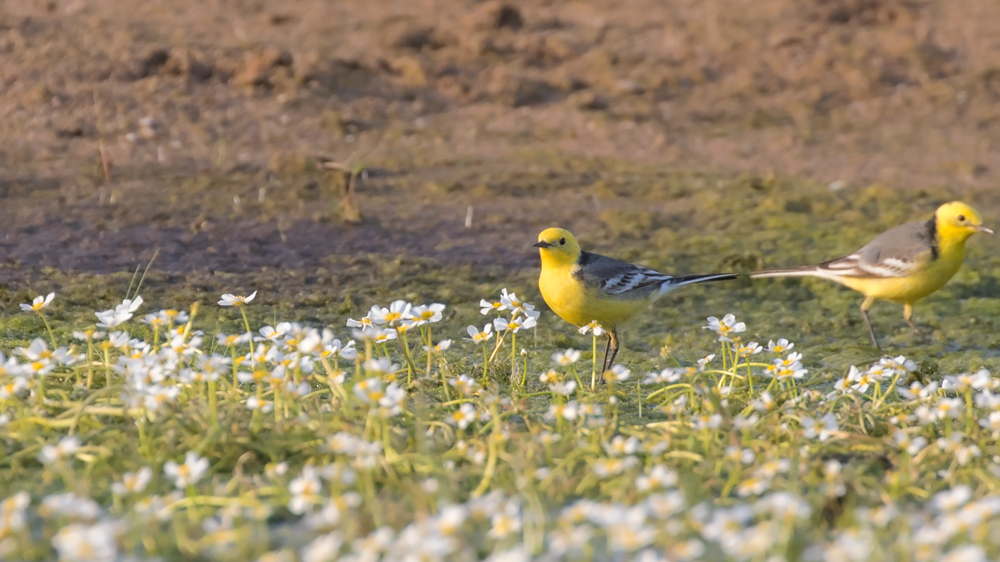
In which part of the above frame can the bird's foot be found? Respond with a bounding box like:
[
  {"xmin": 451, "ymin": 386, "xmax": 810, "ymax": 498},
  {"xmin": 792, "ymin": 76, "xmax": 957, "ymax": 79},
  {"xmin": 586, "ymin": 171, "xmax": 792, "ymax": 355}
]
[{"xmin": 905, "ymin": 321, "xmax": 929, "ymax": 343}]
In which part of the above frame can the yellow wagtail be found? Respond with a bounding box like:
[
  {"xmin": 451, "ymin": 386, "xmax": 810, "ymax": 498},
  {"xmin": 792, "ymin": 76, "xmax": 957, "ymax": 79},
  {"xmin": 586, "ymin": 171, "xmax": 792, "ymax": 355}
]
[
  {"xmin": 751, "ymin": 201, "xmax": 993, "ymax": 349},
  {"xmin": 534, "ymin": 228, "xmax": 739, "ymax": 372}
]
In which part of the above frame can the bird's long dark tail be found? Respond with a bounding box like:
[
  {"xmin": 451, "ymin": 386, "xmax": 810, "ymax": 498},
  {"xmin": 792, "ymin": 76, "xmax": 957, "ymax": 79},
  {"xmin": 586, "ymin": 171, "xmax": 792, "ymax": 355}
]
[
  {"xmin": 670, "ymin": 272, "xmax": 741, "ymax": 285},
  {"xmin": 656, "ymin": 272, "xmax": 740, "ymax": 297}
]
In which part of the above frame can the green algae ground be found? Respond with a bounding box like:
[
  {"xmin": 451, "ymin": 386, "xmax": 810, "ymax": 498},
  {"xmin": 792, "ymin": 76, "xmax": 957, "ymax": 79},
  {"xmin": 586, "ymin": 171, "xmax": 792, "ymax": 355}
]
[{"xmin": 0, "ymin": 166, "xmax": 999, "ymax": 561}]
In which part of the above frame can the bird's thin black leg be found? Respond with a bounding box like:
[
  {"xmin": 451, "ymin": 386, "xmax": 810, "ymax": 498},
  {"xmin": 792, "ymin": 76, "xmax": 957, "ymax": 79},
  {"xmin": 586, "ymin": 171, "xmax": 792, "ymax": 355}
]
[
  {"xmin": 860, "ymin": 297, "xmax": 881, "ymax": 351},
  {"xmin": 600, "ymin": 336, "xmax": 612, "ymax": 375},
  {"xmin": 606, "ymin": 329, "xmax": 621, "ymax": 371}
]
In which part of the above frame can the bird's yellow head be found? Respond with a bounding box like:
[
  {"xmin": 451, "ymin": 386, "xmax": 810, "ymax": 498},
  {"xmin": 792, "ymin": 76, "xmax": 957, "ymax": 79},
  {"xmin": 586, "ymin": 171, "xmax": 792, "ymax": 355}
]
[
  {"xmin": 534, "ymin": 228, "xmax": 581, "ymax": 267},
  {"xmin": 934, "ymin": 201, "xmax": 993, "ymax": 242}
]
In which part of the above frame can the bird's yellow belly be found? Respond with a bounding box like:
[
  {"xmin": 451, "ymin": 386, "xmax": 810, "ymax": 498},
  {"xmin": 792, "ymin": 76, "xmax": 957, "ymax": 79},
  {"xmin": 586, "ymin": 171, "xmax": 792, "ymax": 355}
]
[
  {"xmin": 838, "ymin": 254, "xmax": 964, "ymax": 304},
  {"xmin": 539, "ymin": 269, "xmax": 651, "ymax": 329}
]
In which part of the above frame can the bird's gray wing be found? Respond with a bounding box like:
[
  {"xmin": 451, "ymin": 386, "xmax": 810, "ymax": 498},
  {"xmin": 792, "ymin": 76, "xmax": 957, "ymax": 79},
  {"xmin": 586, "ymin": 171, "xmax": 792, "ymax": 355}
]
[
  {"xmin": 817, "ymin": 219, "xmax": 937, "ymax": 278},
  {"xmin": 573, "ymin": 252, "xmax": 672, "ymax": 300}
]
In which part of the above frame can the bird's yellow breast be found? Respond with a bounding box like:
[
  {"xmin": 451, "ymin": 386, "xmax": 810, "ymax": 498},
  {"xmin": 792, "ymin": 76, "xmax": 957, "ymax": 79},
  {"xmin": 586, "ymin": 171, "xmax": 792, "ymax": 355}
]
[
  {"xmin": 838, "ymin": 246, "xmax": 965, "ymax": 304},
  {"xmin": 538, "ymin": 264, "xmax": 652, "ymax": 329}
]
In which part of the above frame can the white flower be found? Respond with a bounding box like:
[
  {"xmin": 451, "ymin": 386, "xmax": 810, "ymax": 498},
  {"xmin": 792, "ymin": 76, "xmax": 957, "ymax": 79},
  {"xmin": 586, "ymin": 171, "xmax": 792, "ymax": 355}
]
[
  {"xmin": 487, "ymin": 501, "xmax": 522, "ymax": 539},
  {"xmin": 94, "ymin": 296, "xmax": 144, "ymax": 329},
  {"xmin": 643, "ymin": 368, "xmax": 683, "ymax": 385},
  {"xmin": 697, "ymin": 354, "xmax": 715, "ymax": 370},
  {"xmin": 164, "ymin": 451, "xmax": 210, "ymax": 488},
  {"xmin": 246, "ymin": 396, "xmax": 274, "ymax": 413},
  {"xmin": 422, "ymin": 340, "xmax": 452, "ymax": 354},
  {"xmin": 72, "ymin": 329, "xmax": 105, "ymax": 342},
  {"xmin": 112, "ymin": 467, "xmax": 153, "ymax": 496},
  {"xmin": 371, "ymin": 328, "xmax": 398, "ymax": 344},
  {"xmin": 499, "ymin": 289, "xmax": 538, "ymax": 319},
  {"xmin": 603, "ymin": 435, "xmax": 640, "ymax": 457},
  {"xmin": 289, "ymin": 466, "xmax": 323, "ymax": 515},
  {"xmin": 935, "ymin": 398, "xmax": 964, "ymax": 419},
  {"xmin": 346, "ymin": 313, "xmax": 375, "ymax": 330},
  {"xmin": 593, "ymin": 456, "xmax": 639, "ymax": 478},
  {"xmin": 893, "ymin": 431, "xmax": 928, "ymax": 456},
  {"xmin": 944, "ymin": 369, "xmax": 992, "ymax": 392},
  {"xmin": 40, "ymin": 492, "xmax": 101, "ymax": 520},
  {"xmin": 604, "ymin": 364, "xmax": 630, "ymax": 382},
  {"xmin": 898, "ymin": 380, "xmax": 939, "ymax": 401},
  {"xmin": 942, "ymin": 545, "xmax": 986, "ymax": 562},
  {"xmin": 550, "ymin": 380, "xmax": 577, "ymax": 397},
  {"xmin": 704, "ymin": 314, "xmax": 746, "ymax": 342},
  {"xmin": 369, "ymin": 300, "xmax": 412, "ymax": 327},
  {"xmin": 734, "ymin": 341, "xmax": 762, "ymax": 357},
  {"xmin": 466, "ymin": 324, "xmax": 493, "ymax": 344},
  {"xmin": 480, "ymin": 298, "xmax": 505, "ymax": 315},
  {"xmin": 726, "ymin": 446, "xmax": 756, "ymax": 464},
  {"xmin": 409, "ymin": 303, "xmax": 446, "ymax": 326},
  {"xmin": 354, "ymin": 378, "xmax": 384, "ymax": 404},
  {"xmin": 52, "ymin": 521, "xmax": 120, "ymax": 562},
  {"xmin": 448, "ymin": 403, "xmax": 478, "ymax": 429},
  {"xmin": 980, "ymin": 411, "xmax": 1000, "ymax": 437},
  {"xmin": 493, "ymin": 316, "xmax": 536, "ymax": 333},
  {"xmin": 694, "ymin": 413, "xmax": 722, "ymax": 430},
  {"xmin": 364, "ymin": 358, "xmax": 398, "ymax": 376},
  {"xmin": 216, "ymin": 332, "xmax": 251, "ymax": 347},
  {"xmin": 95, "ymin": 310, "xmax": 130, "ymax": 330},
  {"xmin": 302, "ymin": 532, "xmax": 343, "ymax": 562},
  {"xmin": 320, "ymin": 334, "xmax": 357, "ymax": 361},
  {"xmin": 218, "ymin": 291, "xmax": 257, "ymax": 307},
  {"xmin": 932, "ymin": 485, "xmax": 972, "ymax": 512},
  {"xmin": 878, "ymin": 355, "xmax": 917, "ymax": 377},
  {"xmin": 546, "ymin": 400, "xmax": 579, "ymax": 421},
  {"xmin": 377, "ymin": 383, "xmax": 405, "ymax": 417},
  {"xmin": 578, "ymin": 320, "xmax": 605, "ymax": 336},
  {"xmin": 801, "ymin": 413, "xmax": 838, "ymax": 441},
  {"xmin": 38, "ymin": 436, "xmax": 81, "ymax": 464},
  {"xmin": 636, "ymin": 465, "xmax": 678, "ymax": 491},
  {"xmin": 767, "ymin": 338, "xmax": 794, "ymax": 353},
  {"xmin": 20, "ymin": 292, "xmax": 55, "ymax": 312},
  {"xmin": 449, "ymin": 374, "xmax": 480, "ymax": 396},
  {"xmin": 551, "ymin": 349, "xmax": 581, "ymax": 366},
  {"xmin": 119, "ymin": 297, "xmax": 144, "ymax": 313}
]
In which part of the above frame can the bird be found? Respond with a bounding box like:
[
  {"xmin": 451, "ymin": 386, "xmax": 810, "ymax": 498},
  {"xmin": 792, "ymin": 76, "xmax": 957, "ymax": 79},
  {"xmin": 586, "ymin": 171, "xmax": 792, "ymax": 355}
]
[
  {"xmin": 534, "ymin": 228, "xmax": 739, "ymax": 374},
  {"xmin": 750, "ymin": 201, "xmax": 993, "ymax": 350}
]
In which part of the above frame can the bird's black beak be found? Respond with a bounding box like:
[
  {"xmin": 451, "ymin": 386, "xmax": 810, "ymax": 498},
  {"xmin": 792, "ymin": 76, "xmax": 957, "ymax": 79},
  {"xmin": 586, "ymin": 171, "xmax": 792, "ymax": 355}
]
[{"xmin": 533, "ymin": 241, "xmax": 553, "ymax": 248}]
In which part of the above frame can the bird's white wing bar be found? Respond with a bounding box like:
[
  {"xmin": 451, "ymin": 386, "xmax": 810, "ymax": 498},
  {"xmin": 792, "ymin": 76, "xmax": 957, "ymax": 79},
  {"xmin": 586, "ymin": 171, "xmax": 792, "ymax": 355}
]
[
  {"xmin": 817, "ymin": 254, "xmax": 921, "ymax": 279},
  {"xmin": 600, "ymin": 267, "xmax": 672, "ymax": 295}
]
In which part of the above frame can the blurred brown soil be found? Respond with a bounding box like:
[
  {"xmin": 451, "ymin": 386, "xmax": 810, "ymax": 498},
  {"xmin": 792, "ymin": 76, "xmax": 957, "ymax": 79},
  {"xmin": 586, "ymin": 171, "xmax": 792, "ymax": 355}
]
[{"xmin": 1, "ymin": 0, "xmax": 999, "ymax": 278}]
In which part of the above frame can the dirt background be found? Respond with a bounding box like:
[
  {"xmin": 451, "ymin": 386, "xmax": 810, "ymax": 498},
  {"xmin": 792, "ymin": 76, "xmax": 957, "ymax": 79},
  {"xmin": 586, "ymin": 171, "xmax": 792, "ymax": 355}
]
[{"xmin": 1, "ymin": 0, "xmax": 1000, "ymax": 279}]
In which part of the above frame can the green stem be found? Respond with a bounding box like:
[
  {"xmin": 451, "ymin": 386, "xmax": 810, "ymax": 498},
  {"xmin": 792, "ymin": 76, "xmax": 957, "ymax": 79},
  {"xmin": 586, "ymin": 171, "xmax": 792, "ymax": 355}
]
[
  {"xmin": 591, "ymin": 334, "xmax": 598, "ymax": 390},
  {"xmin": 482, "ymin": 343, "xmax": 490, "ymax": 385},
  {"xmin": 239, "ymin": 307, "xmax": 255, "ymax": 363},
  {"xmin": 396, "ymin": 329, "xmax": 416, "ymax": 384},
  {"xmin": 745, "ymin": 355, "xmax": 754, "ymax": 396},
  {"xmin": 426, "ymin": 325, "xmax": 433, "ymax": 378},
  {"xmin": 472, "ymin": 404, "xmax": 502, "ymax": 497},
  {"xmin": 103, "ymin": 347, "xmax": 112, "ymax": 387},
  {"xmin": 512, "ymin": 332, "xmax": 521, "ymax": 386},
  {"xmin": 207, "ymin": 379, "xmax": 219, "ymax": 428},
  {"xmin": 86, "ymin": 340, "xmax": 95, "ymax": 389},
  {"xmin": 38, "ymin": 312, "xmax": 58, "ymax": 351},
  {"xmin": 250, "ymin": 381, "xmax": 264, "ymax": 433}
]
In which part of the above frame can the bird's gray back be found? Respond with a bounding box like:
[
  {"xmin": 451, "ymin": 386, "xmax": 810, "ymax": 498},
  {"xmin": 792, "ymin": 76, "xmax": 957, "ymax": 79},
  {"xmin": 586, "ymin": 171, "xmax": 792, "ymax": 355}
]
[{"xmin": 854, "ymin": 219, "xmax": 937, "ymax": 266}]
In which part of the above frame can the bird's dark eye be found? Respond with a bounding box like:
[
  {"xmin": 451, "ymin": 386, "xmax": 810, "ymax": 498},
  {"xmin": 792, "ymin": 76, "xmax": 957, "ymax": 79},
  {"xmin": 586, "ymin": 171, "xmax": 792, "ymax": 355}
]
[
  {"xmin": 559, "ymin": 237, "xmax": 566, "ymax": 245},
  {"xmin": 958, "ymin": 215, "xmax": 966, "ymax": 222}
]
